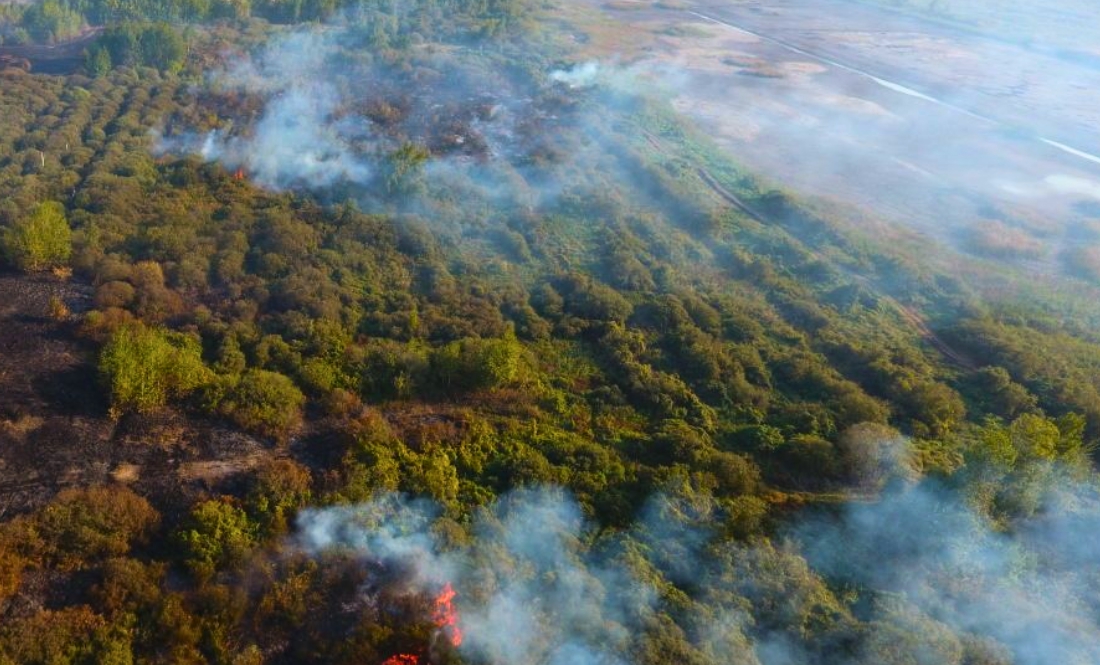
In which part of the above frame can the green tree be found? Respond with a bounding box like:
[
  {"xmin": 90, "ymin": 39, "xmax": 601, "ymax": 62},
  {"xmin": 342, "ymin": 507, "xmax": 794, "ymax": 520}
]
[
  {"xmin": 94, "ymin": 23, "xmax": 187, "ymax": 74},
  {"xmin": 382, "ymin": 142, "xmax": 429, "ymax": 196},
  {"xmin": 99, "ymin": 323, "xmax": 211, "ymax": 415},
  {"xmin": 137, "ymin": 23, "xmax": 187, "ymax": 74},
  {"xmin": 177, "ymin": 498, "xmax": 256, "ymax": 581},
  {"xmin": 86, "ymin": 45, "xmax": 113, "ymax": 77},
  {"xmin": 212, "ymin": 369, "xmax": 305, "ymax": 440},
  {"xmin": 20, "ymin": 0, "xmax": 81, "ymax": 43},
  {"xmin": 430, "ymin": 333, "xmax": 522, "ymax": 394},
  {"xmin": 2, "ymin": 201, "xmax": 71, "ymax": 272}
]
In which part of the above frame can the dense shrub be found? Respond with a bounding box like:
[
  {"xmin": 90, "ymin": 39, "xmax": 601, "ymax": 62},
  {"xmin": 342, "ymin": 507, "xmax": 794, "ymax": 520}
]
[
  {"xmin": 209, "ymin": 369, "xmax": 306, "ymax": 440},
  {"xmin": 98, "ymin": 323, "xmax": 210, "ymax": 415},
  {"xmin": 1, "ymin": 201, "xmax": 70, "ymax": 271}
]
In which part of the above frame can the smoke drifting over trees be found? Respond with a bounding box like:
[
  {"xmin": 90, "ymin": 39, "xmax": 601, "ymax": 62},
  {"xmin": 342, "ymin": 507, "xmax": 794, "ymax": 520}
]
[
  {"xmin": 154, "ymin": 19, "xmax": 668, "ymax": 214},
  {"xmin": 292, "ymin": 465, "xmax": 1100, "ymax": 665}
]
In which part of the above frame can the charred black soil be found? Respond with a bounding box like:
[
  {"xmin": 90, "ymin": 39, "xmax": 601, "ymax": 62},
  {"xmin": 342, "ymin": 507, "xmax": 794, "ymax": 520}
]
[
  {"xmin": 0, "ymin": 273, "xmax": 273, "ymax": 520},
  {"xmin": 0, "ymin": 29, "xmax": 100, "ymax": 75}
]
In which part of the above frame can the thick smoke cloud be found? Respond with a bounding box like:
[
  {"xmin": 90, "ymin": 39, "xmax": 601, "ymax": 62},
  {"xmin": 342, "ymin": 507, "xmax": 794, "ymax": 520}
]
[
  {"xmin": 609, "ymin": 0, "xmax": 1100, "ymax": 271},
  {"xmin": 295, "ymin": 475, "xmax": 1100, "ymax": 665},
  {"xmin": 295, "ymin": 487, "xmax": 657, "ymax": 665},
  {"xmin": 549, "ymin": 61, "xmax": 602, "ymax": 89},
  {"xmin": 158, "ymin": 30, "xmax": 374, "ymax": 189},
  {"xmin": 154, "ymin": 20, "xmax": 681, "ymax": 215},
  {"xmin": 157, "ymin": 25, "xmax": 537, "ymax": 198}
]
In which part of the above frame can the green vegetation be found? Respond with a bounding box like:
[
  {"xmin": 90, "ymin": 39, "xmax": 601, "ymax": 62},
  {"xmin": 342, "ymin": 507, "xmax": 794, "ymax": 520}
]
[
  {"xmin": 19, "ymin": 0, "xmax": 82, "ymax": 43},
  {"xmin": 98, "ymin": 323, "xmax": 210, "ymax": 415},
  {"xmin": 208, "ymin": 368, "xmax": 305, "ymax": 439},
  {"xmin": 85, "ymin": 23, "xmax": 189, "ymax": 75},
  {"xmin": 177, "ymin": 497, "xmax": 256, "ymax": 581},
  {"xmin": 0, "ymin": 3, "xmax": 1099, "ymax": 664},
  {"xmin": 1, "ymin": 201, "xmax": 71, "ymax": 272}
]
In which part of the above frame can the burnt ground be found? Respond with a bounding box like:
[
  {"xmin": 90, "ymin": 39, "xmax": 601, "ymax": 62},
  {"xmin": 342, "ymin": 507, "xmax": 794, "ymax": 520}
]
[
  {"xmin": 0, "ymin": 29, "xmax": 101, "ymax": 75},
  {"xmin": 0, "ymin": 273, "xmax": 274, "ymax": 521}
]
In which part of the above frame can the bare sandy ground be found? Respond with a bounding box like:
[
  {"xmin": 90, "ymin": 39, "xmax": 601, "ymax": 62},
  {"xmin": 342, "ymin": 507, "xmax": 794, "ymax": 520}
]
[{"xmin": 560, "ymin": 0, "xmax": 1100, "ymax": 271}]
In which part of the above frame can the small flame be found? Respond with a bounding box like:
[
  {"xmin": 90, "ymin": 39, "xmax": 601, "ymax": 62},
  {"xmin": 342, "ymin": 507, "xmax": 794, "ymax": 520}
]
[
  {"xmin": 233, "ymin": 168, "xmax": 246, "ymax": 180},
  {"xmin": 380, "ymin": 582, "xmax": 462, "ymax": 665},
  {"xmin": 432, "ymin": 582, "xmax": 463, "ymax": 647}
]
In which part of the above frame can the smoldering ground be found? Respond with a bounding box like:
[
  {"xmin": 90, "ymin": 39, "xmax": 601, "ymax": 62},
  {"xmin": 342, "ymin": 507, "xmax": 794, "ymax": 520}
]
[
  {"xmin": 290, "ymin": 466, "xmax": 1100, "ymax": 665},
  {"xmin": 158, "ymin": 0, "xmax": 1100, "ymax": 283},
  {"xmin": 153, "ymin": 17, "xmax": 685, "ymax": 228}
]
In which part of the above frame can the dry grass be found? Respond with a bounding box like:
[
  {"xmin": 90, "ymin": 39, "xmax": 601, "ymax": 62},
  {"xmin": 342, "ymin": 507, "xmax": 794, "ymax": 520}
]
[
  {"xmin": 965, "ymin": 220, "xmax": 1045, "ymax": 259},
  {"xmin": 111, "ymin": 463, "xmax": 141, "ymax": 484},
  {"xmin": 0, "ymin": 415, "xmax": 44, "ymax": 441}
]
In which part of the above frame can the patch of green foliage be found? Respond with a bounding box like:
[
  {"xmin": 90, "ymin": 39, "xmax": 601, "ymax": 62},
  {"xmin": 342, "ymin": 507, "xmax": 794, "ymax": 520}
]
[
  {"xmin": 1, "ymin": 201, "xmax": 71, "ymax": 272},
  {"xmin": 98, "ymin": 322, "xmax": 211, "ymax": 415}
]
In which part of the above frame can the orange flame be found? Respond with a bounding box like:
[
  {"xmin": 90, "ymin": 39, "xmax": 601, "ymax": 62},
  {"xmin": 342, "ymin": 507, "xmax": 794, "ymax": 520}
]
[
  {"xmin": 432, "ymin": 582, "xmax": 463, "ymax": 647},
  {"xmin": 233, "ymin": 168, "xmax": 245, "ymax": 180},
  {"xmin": 380, "ymin": 582, "xmax": 462, "ymax": 665}
]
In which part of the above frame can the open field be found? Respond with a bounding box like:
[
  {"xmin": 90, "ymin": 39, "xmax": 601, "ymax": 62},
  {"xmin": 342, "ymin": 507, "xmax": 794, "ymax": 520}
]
[
  {"xmin": 864, "ymin": 0, "xmax": 1100, "ymax": 59},
  {"xmin": 562, "ymin": 0, "xmax": 1100, "ymax": 273}
]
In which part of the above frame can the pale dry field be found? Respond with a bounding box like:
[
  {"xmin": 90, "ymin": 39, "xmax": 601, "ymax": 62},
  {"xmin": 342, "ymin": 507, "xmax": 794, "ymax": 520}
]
[{"xmin": 559, "ymin": 0, "xmax": 1100, "ymax": 270}]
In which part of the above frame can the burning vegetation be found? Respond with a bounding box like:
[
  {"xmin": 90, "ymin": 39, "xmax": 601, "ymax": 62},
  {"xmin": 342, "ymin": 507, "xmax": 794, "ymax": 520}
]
[
  {"xmin": 379, "ymin": 582, "xmax": 463, "ymax": 665},
  {"xmin": 157, "ymin": 28, "xmax": 588, "ymax": 197},
  {"xmin": 432, "ymin": 582, "xmax": 463, "ymax": 648}
]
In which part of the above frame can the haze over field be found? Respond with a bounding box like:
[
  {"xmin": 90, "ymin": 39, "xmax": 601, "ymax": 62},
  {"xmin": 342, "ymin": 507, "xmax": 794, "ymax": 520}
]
[{"xmin": 559, "ymin": 0, "xmax": 1100, "ymax": 278}]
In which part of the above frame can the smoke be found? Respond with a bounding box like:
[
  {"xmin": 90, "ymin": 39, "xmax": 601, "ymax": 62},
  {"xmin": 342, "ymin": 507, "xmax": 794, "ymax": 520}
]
[
  {"xmin": 549, "ymin": 61, "xmax": 602, "ymax": 88},
  {"xmin": 295, "ymin": 487, "xmax": 658, "ymax": 665},
  {"xmin": 296, "ymin": 492, "xmax": 453, "ymax": 588},
  {"xmin": 154, "ymin": 29, "xmax": 375, "ymax": 190},
  {"xmin": 293, "ymin": 470, "xmax": 1100, "ymax": 665},
  {"xmin": 614, "ymin": 1, "xmax": 1100, "ymax": 277},
  {"xmin": 152, "ymin": 14, "xmax": 693, "ymax": 223},
  {"xmin": 793, "ymin": 477, "xmax": 1100, "ymax": 665},
  {"xmin": 154, "ymin": 23, "xmax": 603, "ymax": 204},
  {"xmin": 207, "ymin": 86, "xmax": 374, "ymax": 189}
]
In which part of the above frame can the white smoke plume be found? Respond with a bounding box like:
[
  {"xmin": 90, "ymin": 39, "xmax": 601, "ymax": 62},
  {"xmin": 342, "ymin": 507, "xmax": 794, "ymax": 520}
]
[
  {"xmin": 550, "ymin": 60, "xmax": 602, "ymax": 88},
  {"xmin": 169, "ymin": 29, "xmax": 374, "ymax": 190},
  {"xmin": 793, "ymin": 478, "xmax": 1100, "ymax": 665},
  {"xmin": 295, "ymin": 487, "xmax": 658, "ymax": 665},
  {"xmin": 152, "ymin": 17, "xmax": 676, "ymax": 210},
  {"xmin": 293, "ymin": 473, "xmax": 1100, "ymax": 665}
]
